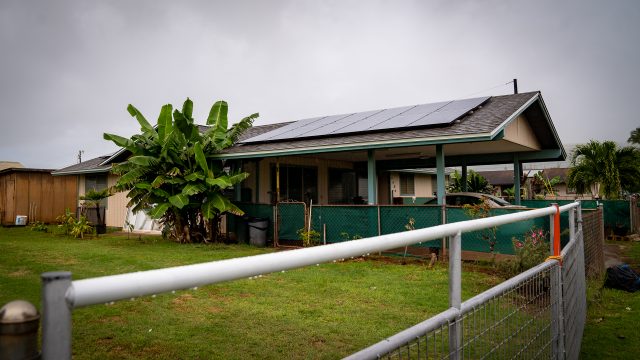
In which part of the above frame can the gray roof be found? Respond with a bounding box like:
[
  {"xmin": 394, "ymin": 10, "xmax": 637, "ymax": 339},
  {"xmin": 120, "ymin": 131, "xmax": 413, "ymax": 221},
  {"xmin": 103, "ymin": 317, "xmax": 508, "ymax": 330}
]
[
  {"xmin": 224, "ymin": 92, "xmax": 557, "ymax": 157},
  {"xmin": 52, "ymin": 155, "xmax": 112, "ymax": 175},
  {"xmin": 54, "ymin": 91, "xmax": 563, "ymax": 175}
]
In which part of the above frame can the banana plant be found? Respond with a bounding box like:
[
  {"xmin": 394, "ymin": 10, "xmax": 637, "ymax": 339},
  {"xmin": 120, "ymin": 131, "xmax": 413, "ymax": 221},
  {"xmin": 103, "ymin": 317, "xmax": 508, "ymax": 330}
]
[{"xmin": 104, "ymin": 98, "xmax": 258, "ymax": 243}]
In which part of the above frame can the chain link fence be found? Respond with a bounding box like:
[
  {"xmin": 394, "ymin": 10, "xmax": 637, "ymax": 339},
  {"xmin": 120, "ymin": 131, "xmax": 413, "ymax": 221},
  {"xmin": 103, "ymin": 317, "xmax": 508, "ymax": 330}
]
[
  {"xmin": 582, "ymin": 207, "xmax": 605, "ymax": 279},
  {"xmin": 350, "ymin": 208, "xmax": 587, "ymax": 359},
  {"xmin": 379, "ymin": 263, "xmax": 560, "ymax": 359}
]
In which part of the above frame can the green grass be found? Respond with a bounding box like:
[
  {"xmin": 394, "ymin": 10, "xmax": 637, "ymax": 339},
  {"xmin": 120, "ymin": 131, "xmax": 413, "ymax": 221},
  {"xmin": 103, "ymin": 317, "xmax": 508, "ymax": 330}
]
[
  {"xmin": 581, "ymin": 240, "xmax": 640, "ymax": 359},
  {"xmin": 0, "ymin": 226, "xmax": 499, "ymax": 359}
]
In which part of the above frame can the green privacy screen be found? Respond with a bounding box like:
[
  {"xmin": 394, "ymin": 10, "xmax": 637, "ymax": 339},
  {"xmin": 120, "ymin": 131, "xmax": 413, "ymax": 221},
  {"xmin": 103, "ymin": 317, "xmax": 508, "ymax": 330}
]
[{"xmin": 520, "ymin": 199, "xmax": 630, "ymax": 235}]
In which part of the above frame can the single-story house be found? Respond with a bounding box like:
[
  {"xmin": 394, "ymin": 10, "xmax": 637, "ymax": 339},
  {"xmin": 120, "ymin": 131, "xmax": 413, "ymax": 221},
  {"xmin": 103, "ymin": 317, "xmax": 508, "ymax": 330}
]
[{"xmin": 53, "ymin": 91, "xmax": 566, "ymax": 230}]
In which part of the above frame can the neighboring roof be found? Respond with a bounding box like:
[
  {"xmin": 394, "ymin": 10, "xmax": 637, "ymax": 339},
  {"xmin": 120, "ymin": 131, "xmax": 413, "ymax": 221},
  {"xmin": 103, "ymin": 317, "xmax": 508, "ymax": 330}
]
[
  {"xmin": 0, "ymin": 161, "xmax": 24, "ymax": 171},
  {"xmin": 0, "ymin": 168, "xmax": 54, "ymax": 176},
  {"xmin": 476, "ymin": 170, "xmax": 516, "ymax": 186},
  {"xmin": 540, "ymin": 167, "xmax": 569, "ymax": 182},
  {"xmin": 52, "ymin": 155, "xmax": 112, "ymax": 176},
  {"xmin": 391, "ymin": 168, "xmax": 456, "ymax": 175},
  {"xmin": 221, "ymin": 91, "xmax": 563, "ymax": 162}
]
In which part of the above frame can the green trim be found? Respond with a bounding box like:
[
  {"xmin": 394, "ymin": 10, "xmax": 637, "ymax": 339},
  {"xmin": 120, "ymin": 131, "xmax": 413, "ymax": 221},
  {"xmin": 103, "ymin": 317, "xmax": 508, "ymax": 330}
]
[
  {"xmin": 213, "ymin": 133, "xmax": 495, "ymax": 160},
  {"xmin": 367, "ymin": 149, "xmax": 377, "ymax": 205},
  {"xmin": 489, "ymin": 93, "xmax": 539, "ymax": 139}
]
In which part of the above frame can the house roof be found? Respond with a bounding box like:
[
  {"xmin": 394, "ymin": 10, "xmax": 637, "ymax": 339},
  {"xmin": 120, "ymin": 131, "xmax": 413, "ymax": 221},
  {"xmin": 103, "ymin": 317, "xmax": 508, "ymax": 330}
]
[
  {"xmin": 53, "ymin": 91, "xmax": 565, "ymax": 175},
  {"xmin": 476, "ymin": 170, "xmax": 517, "ymax": 186},
  {"xmin": 219, "ymin": 91, "xmax": 564, "ymax": 163},
  {"xmin": 52, "ymin": 155, "xmax": 113, "ymax": 176},
  {"xmin": 540, "ymin": 167, "xmax": 569, "ymax": 183},
  {"xmin": 0, "ymin": 167, "xmax": 54, "ymax": 176},
  {"xmin": 0, "ymin": 161, "xmax": 24, "ymax": 171}
]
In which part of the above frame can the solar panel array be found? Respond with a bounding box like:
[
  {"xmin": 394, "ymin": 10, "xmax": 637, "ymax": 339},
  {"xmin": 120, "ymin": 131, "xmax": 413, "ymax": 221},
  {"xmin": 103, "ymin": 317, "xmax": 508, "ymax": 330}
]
[{"xmin": 241, "ymin": 96, "xmax": 490, "ymax": 143}]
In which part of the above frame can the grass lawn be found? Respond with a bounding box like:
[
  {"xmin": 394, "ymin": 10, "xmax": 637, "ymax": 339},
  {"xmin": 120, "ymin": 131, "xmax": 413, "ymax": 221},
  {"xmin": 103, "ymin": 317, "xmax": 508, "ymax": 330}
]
[
  {"xmin": 0, "ymin": 226, "xmax": 500, "ymax": 359},
  {"xmin": 581, "ymin": 240, "xmax": 640, "ymax": 359}
]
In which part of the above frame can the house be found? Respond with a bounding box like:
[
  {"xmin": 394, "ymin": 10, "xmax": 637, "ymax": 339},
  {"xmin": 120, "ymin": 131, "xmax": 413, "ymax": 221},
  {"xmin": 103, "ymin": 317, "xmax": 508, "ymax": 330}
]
[
  {"xmin": 0, "ymin": 167, "xmax": 77, "ymax": 225},
  {"xmin": 53, "ymin": 91, "xmax": 566, "ymax": 230},
  {"xmin": 476, "ymin": 170, "xmax": 520, "ymax": 198}
]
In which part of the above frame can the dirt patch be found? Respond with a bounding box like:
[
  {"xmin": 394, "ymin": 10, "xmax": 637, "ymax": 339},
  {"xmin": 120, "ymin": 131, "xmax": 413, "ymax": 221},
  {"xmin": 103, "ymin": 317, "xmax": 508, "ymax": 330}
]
[
  {"xmin": 8, "ymin": 268, "xmax": 31, "ymax": 277},
  {"xmin": 94, "ymin": 315, "xmax": 126, "ymax": 325}
]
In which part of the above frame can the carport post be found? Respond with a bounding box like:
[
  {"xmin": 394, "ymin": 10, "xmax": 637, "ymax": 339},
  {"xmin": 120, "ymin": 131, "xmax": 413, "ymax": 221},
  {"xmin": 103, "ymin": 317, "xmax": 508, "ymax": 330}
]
[
  {"xmin": 367, "ymin": 149, "xmax": 377, "ymax": 205},
  {"xmin": 461, "ymin": 160, "xmax": 468, "ymax": 192},
  {"xmin": 436, "ymin": 144, "xmax": 445, "ymax": 205},
  {"xmin": 513, "ymin": 154, "xmax": 521, "ymax": 205}
]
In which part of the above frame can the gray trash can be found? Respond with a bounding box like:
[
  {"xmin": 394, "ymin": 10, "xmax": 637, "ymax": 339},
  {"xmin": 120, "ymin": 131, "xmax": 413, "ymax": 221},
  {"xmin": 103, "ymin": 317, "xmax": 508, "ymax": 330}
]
[{"xmin": 248, "ymin": 217, "xmax": 268, "ymax": 247}]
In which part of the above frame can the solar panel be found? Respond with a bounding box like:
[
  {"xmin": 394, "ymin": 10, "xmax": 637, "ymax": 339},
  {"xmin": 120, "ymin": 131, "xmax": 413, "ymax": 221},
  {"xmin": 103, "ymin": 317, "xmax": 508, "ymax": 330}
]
[
  {"xmin": 301, "ymin": 109, "xmax": 383, "ymax": 137},
  {"xmin": 240, "ymin": 96, "xmax": 490, "ymax": 143}
]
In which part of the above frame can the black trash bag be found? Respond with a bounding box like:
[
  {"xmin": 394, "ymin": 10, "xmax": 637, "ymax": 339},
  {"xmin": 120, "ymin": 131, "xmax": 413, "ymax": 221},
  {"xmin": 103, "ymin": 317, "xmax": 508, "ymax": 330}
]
[{"xmin": 604, "ymin": 264, "xmax": 640, "ymax": 292}]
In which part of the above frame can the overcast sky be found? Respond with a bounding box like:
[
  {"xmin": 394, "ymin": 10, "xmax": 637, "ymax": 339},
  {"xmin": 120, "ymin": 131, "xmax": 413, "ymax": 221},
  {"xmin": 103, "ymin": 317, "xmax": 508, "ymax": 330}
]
[{"xmin": 1, "ymin": 0, "xmax": 639, "ymax": 169}]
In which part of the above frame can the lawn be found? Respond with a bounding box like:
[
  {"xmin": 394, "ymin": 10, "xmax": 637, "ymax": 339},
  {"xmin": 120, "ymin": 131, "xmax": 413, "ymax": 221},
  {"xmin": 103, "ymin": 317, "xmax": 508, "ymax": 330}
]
[
  {"xmin": 0, "ymin": 226, "xmax": 500, "ymax": 359},
  {"xmin": 581, "ymin": 240, "xmax": 640, "ymax": 359}
]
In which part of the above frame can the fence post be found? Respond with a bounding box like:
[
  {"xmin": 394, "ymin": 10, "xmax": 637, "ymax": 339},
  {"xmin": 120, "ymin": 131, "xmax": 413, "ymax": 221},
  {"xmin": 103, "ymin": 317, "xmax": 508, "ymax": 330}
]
[
  {"xmin": 550, "ymin": 204, "xmax": 560, "ymax": 256},
  {"xmin": 569, "ymin": 206, "xmax": 575, "ymax": 243},
  {"xmin": 41, "ymin": 271, "xmax": 72, "ymax": 360},
  {"xmin": 448, "ymin": 231, "xmax": 462, "ymax": 359},
  {"xmin": 441, "ymin": 204, "xmax": 447, "ymax": 259}
]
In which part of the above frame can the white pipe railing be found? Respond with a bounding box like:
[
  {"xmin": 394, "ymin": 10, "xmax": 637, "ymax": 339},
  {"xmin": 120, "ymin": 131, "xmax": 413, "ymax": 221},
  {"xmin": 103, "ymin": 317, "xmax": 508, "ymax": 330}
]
[
  {"xmin": 42, "ymin": 202, "xmax": 580, "ymax": 360},
  {"xmin": 69, "ymin": 205, "xmax": 560, "ymax": 308}
]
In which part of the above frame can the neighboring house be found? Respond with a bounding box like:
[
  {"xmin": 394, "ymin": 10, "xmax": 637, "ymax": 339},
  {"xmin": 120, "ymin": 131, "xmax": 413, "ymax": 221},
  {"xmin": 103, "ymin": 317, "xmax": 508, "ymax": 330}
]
[
  {"xmin": 476, "ymin": 170, "xmax": 518, "ymax": 198},
  {"xmin": 0, "ymin": 167, "xmax": 77, "ymax": 225},
  {"xmin": 535, "ymin": 167, "xmax": 592, "ymax": 200},
  {"xmin": 0, "ymin": 161, "xmax": 24, "ymax": 171},
  {"xmin": 54, "ymin": 91, "xmax": 566, "ymax": 229},
  {"xmin": 389, "ymin": 169, "xmax": 453, "ymax": 204}
]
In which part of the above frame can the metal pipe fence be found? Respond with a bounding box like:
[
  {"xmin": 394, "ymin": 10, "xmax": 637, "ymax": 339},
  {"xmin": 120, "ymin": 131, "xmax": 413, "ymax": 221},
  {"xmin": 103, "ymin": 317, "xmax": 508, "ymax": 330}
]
[
  {"xmin": 347, "ymin": 202, "xmax": 585, "ymax": 359},
  {"xmin": 40, "ymin": 203, "xmax": 583, "ymax": 359}
]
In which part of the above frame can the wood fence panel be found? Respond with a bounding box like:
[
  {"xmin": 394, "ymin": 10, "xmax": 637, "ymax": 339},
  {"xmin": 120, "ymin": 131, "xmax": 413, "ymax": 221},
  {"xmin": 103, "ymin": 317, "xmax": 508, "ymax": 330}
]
[
  {"xmin": 14, "ymin": 173, "xmax": 29, "ymax": 218},
  {"xmin": 41, "ymin": 175, "xmax": 55, "ymax": 222}
]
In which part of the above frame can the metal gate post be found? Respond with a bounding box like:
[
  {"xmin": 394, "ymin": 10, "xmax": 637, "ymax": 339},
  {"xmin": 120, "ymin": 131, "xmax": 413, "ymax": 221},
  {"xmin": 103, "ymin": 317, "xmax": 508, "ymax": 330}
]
[
  {"xmin": 41, "ymin": 271, "xmax": 72, "ymax": 360},
  {"xmin": 448, "ymin": 231, "xmax": 462, "ymax": 359}
]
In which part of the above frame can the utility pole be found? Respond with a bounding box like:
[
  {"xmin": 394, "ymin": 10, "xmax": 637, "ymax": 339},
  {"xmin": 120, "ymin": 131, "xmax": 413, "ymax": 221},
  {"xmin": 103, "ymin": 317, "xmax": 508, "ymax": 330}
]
[{"xmin": 77, "ymin": 150, "xmax": 84, "ymax": 163}]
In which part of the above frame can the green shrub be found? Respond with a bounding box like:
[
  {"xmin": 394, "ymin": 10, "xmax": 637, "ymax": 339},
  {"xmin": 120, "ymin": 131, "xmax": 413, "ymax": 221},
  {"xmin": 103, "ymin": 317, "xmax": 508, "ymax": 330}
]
[
  {"xmin": 297, "ymin": 228, "xmax": 321, "ymax": 247},
  {"xmin": 29, "ymin": 221, "xmax": 48, "ymax": 232}
]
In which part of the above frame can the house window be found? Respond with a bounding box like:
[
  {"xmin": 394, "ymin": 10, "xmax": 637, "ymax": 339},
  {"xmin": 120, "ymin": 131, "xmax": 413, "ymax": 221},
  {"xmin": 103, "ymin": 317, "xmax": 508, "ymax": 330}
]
[
  {"xmin": 270, "ymin": 165, "xmax": 318, "ymax": 204},
  {"xmin": 84, "ymin": 174, "xmax": 108, "ymax": 209},
  {"xmin": 399, "ymin": 173, "xmax": 415, "ymax": 196},
  {"xmin": 328, "ymin": 168, "xmax": 357, "ymax": 204}
]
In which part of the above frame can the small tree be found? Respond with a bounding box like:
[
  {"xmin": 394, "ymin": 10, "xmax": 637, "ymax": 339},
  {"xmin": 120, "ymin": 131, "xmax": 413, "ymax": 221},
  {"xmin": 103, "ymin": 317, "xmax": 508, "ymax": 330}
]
[
  {"xmin": 80, "ymin": 188, "xmax": 111, "ymax": 232},
  {"xmin": 447, "ymin": 170, "xmax": 493, "ymax": 194},
  {"xmin": 104, "ymin": 99, "xmax": 258, "ymax": 243}
]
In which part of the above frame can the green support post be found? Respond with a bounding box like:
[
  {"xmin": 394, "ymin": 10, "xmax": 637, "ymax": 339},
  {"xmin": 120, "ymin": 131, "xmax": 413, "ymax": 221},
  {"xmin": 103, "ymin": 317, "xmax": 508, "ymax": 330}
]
[
  {"xmin": 436, "ymin": 144, "xmax": 445, "ymax": 205},
  {"xmin": 461, "ymin": 161, "xmax": 468, "ymax": 192},
  {"xmin": 367, "ymin": 150, "xmax": 377, "ymax": 205},
  {"xmin": 513, "ymin": 154, "xmax": 521, "ymax": 205},
  {"xmin": 255, "ymin": 159, "xmax": 260, "ymax": 203}
]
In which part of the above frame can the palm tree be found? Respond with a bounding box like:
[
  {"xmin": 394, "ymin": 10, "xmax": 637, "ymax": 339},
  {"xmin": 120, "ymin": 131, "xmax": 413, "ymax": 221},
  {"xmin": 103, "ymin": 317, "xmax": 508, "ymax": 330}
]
[
  {"xmin": 629, "ymin": 127, "xmax": 640, "ymax": 146},
  {"xmin": 567, "ymin": 140, "xmax": 640, "ymax": 199}
]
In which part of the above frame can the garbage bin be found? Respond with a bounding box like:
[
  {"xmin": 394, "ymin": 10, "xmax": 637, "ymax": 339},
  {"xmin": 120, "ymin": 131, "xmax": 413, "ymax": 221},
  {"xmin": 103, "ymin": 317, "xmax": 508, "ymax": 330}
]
[
  {"xmin": 248, "ymin": 217, "xmax": 269, "ymax": 247},
  {"xmin": 236, "ymin": 215, "xmax": 249, "ymax": 244}
]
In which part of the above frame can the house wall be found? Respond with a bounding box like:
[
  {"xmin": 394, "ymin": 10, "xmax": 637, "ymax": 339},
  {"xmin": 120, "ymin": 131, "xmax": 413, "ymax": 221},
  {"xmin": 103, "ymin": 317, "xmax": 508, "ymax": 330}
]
[
  {"xmin": 504, "ymin": 114, "xmax": 541, "ymax": 150},
  {"xmin": 0, "ymin": 171, "xmax": 77, "ymax": 225},
  {"xmin": 244, "ymin": 157, "xmax": 354, "ymax": 204},
  {"xmin": 77, "ymin": 173, "xmax": 128, "ymax": 228},
  {"xmin": 389, "ymin": 172, "xmax": 436, "ymax": 199},
  {"xmin": 107, "ymin": 174, "xmax": 129, "ymax": 228}
]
